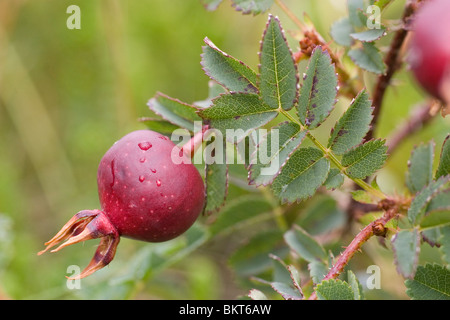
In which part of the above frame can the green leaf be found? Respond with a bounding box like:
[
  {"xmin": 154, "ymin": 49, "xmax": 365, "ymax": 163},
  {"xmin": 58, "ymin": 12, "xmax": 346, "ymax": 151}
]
[
  {"xmin": 209, "ymin": 195, "xmax": 274, "ymax": 236},
  {"xmin": 347, "ymin": 270, "xmax": 364, "ymax": 300},
  {"xmin": 229, "ymin": 230, "xmax": 287, "ymax": 276},
  {"xmin": 270, "ymin": 282, "xmax": 303, "ymax": 300},
  {"xmin": 259, "ymin": 15, "xmax": 298, "ymax": 111},
  {"xmin": 330, "ymin": 18, "xmax": 355, "ymax": 47},
  {"xmin": 283, "ymin": 225, "xmax": 327, "ymax": 262},
  {"xmin": 232, "ymin": 0, "xmax": 274, "ymax": 15},
  {"xmin": 351, "ymin": 189, "xmax": 377, "ymax": 204},
  {"xmin": 439, "ymin": 227, "xmax": 450, "ymax": 268},
  {"xmin": 348, "ymin": 42, "xmax": 386, "ymax": 74},
  {"xmin": 323, "ymin": 168, "xmax": 345, "ymax": 190},
  {"xmin": 427, "ymin": 189, "xmax": 450, "ymax": 213},
  {"xmin": 138, "ymin": 117, "xmax": 181, "ymax": 136},
  {"xmin": 197, "ymin": 93, "xmax": 278, "ymax": 142},
  {"xmin": 104, "ymin": 224, "xmax": 208, "ymax": 299},
  {"xmin": 420, "ymin": 211, "xmax": 450, "ymax": 230},
  {"xmin": 348, "ymin": 0, "xmax": 366, "ymax": 28},
  {"xmin": 268, "ymin": 255, "xmax": 303, "ymax": 300},
  {"xmin": 408, "ymin": 175, "xmax": 450, "ymax": 225},
  {"xmin": 248, "ymin": 122, "xmax": 307, "ymax": 186},
  {"xmin": 297, "ymin": 195, "xmax": 347, "ymax": 235},
  {"xmin": 272, "ymin": 147, "xmax": 330, "ymax": 204},
  {"xmin": 406, "ymin": 141, "xmax": 435, "ymax": 194},
  {"xmin": 297, "ymin": 46, "xmax": 338, "ymax": 128},
  {"xmin": 315, "ymin": 279, "xmax": 355, "ymax": 300},
  {"xmin": 341, "ymin": 139, "xmax": 387, "ymax": 179},
  {"xmin": 436, "ymin": 134, "xmax": 450, "ymax": 179},
  {"xmin": 201, "ymin": 37, "xmax": 258, "ymax": 94},
  {"xmin": 147, "ymin": 92, "xmax": 202, "ymax": 132},
  {"xmin": 203, "ymin": 137, "xmax": 228, "ymax": 215},
  {"xmin": 405, "ymin": 264, "xmax": 450, "ymax": 300},
  {"xmin": 392, "ymin": 229, "xmax": 421, "ymax": 279},
  {"xmin": 308, "ymin": 260, "xmax": 328, "ymax": 285},
  {"xmin": 328, "ymin": 90, "xmax": 374, "ymax": 155},
  {"xmin": 350, "ymin": 28, "xmax": 387, "ymax": 42}
]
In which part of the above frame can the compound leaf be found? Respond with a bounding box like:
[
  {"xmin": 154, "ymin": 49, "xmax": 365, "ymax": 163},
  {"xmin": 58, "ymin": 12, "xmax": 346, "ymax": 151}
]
[
  {"xmin": 297, "ymin": 46, "xmax": 338, "ymax": 128},
  {"xmin": 259, "ymin": 15, "xmax": 298, "ymax": 111}
]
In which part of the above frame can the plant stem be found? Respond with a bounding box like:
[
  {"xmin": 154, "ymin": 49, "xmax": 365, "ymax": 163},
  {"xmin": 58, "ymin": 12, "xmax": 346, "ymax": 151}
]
[
  {"xmin": 365, "ymin": 0, "xmax": 421, "ymax": 141},
  {"xmin": 279, "ymin": 109, "xmax": 387, "ymax": 199},
  {"xmin": 308, "ymin": 206, "xmax": 398, "ymax": 300},
  {"xmin": 386, "ymin": 100, "xmax": 437, "ymax": 154},
  {"xmin": 274, "ymin": 0, "xmax": 307, "ymax": 32}
]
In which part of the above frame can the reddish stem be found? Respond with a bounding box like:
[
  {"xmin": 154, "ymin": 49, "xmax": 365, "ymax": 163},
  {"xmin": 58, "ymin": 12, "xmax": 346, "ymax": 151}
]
[
  {"xmin": 181, "ymin": 124, "xmax": 210, "ymax": 158},
  {"xmin": 308, "ymin": 207, "xmax": 397, "ymax": 300}
]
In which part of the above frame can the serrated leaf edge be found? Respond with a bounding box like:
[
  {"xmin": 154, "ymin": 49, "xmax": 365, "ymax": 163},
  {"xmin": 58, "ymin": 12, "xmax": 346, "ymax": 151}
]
[
  {"xmin": 201, "ymin": 37, "xmax": 259, "ymax": 94},
  {"xmin": 258, "ymin": 14, "xmax": 299, "ymax": 111},
  {"xmin": 247, "ymin": 121, "xmax": 307, "ymax": 187},
  {"xmin": 297, "ymin": 45, "xmax": 338, "ymax": 128}
]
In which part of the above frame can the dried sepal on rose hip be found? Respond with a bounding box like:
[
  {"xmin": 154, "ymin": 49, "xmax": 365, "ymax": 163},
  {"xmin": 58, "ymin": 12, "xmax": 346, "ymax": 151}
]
[
  {"xmin": 408, "ymin": 0, "xmax": 450, "ymax": 116},
  {"xmin": 38, "ymin": 130, "xmax": 205, "ymax": 279}
]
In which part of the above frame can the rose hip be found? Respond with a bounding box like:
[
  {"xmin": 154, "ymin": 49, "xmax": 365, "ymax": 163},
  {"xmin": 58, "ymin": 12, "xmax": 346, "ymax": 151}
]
[
  {"xmin": 408, "ymin": 0, "xmax": 450, "ymax": 104},
  {"xmin": 38, "ymin": 130, "xmax": 205, "ymax": 279}
]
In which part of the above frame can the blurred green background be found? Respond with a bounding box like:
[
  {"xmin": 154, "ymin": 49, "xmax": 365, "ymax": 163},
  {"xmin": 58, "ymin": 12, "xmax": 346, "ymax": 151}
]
[{"xmin": 0, "ymin": 0, "xmax": 448, "ymax": 300}]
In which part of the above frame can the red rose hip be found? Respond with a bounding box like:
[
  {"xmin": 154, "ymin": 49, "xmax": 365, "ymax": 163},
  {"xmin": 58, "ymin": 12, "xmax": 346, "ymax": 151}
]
[
  {"xmin": 38, "ymin": 130, "xmax": 205, "ymax": 279},
  {"xmin": 408, "ymin": 0, "xmax": 450, "ymax": 105}
]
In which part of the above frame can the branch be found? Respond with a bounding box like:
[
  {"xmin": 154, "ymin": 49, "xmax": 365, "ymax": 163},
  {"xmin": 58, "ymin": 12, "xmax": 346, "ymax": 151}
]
[
  {"xmin": 365, "ymin": 0, "xmax": 422, "ymax": 141},
  {"xmin": 308, "ymin": 200, "xmax": 399, "ymax": 300},
  {"xmin": 386, "ymin": 100, "xmax": 438, "ymax": 154}
]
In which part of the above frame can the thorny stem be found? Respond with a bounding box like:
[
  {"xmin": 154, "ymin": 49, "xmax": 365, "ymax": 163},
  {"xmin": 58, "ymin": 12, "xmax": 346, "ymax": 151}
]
[
  {"xmin": 279, "ymin": 109, "xmax": 387, "ymax": 200},
  {"xmin": 386, "ymin": 100, "xmax": 438, "ymax": 154},
  {"xmin": 308, "ymin": 204, "xmax": 399, "ymax": 300},
  {"xmin": 365, "ymin": 0, "xmax": 422, "ymax": 141}
]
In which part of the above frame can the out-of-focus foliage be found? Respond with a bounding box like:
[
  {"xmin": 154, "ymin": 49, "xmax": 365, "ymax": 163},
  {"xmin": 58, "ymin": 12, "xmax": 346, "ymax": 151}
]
[{"xmin": 0, "ymin": 0, "xmax": 448, "ymax": 300}]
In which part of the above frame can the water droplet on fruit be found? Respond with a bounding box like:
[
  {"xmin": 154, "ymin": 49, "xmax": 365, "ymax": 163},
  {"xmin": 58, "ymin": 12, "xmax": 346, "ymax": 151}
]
[
  {"xmin": 150, "ymin": 168, "xmax": 156, "ymax": 173},
  {"xmin": 168, "ymin": 206, "xmax": 172, "ymax": 210},
  {"xmin": 156, "ymin": 179, "xmax": 161, "ymax": 186},
  {"xmin": 138, "ymin": 142, "xmax": 152, "ymax": 150},
  {"xmin": 139, "ymin": 175, "xmax": 145, "ymax": 182},
  {"xmin": 139, "ymin": 157, "xmax": 146, "ymax": 163}
]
